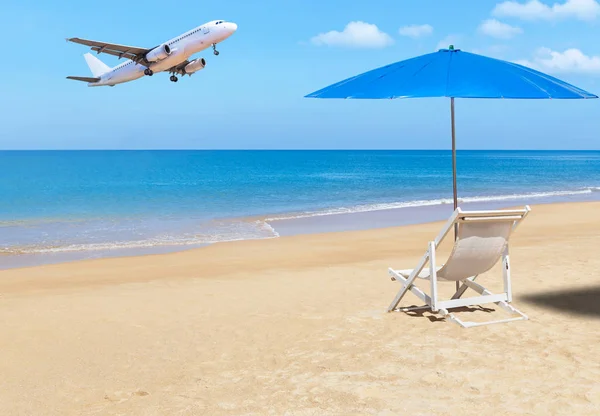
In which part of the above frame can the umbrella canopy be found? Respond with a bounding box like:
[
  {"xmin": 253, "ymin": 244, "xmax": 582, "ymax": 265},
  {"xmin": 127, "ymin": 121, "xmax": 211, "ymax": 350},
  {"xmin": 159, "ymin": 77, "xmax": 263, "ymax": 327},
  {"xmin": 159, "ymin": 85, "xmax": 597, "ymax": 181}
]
[
  {"xmin": 305, "ymin": 47, "xmax": 597, "ymax": 99},
  {"xmin": 305, "ymin": 46, "xmax": 597, "ymax": 217}
]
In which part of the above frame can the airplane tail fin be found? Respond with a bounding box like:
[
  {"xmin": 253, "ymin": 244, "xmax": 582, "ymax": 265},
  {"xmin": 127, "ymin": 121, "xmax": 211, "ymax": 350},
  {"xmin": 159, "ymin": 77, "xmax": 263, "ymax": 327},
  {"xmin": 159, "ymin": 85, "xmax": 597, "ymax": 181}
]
[{"xmin": 84, "ymin": 53, "xmax": 111, "ymax": 77}]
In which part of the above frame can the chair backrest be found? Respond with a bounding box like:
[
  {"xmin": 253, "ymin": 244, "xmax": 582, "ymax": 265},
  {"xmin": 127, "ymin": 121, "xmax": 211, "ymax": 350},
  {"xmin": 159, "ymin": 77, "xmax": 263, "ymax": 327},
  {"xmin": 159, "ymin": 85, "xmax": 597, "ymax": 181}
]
[{"xmin": 435, "ymin": 207, "xmax": 529, "ymax": 281}]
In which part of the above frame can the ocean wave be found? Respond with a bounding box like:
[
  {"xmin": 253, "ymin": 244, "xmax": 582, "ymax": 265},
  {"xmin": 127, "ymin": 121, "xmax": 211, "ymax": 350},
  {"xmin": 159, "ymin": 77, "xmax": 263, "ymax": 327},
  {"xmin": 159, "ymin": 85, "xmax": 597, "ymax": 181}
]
[
  {"xmin": 2, "ymin": 187, "xmax": 598, "ymax": 256},
  {"xmin": 1, "ymin": 220, "xmax": 279, "ymax": 255},
  {"xmin": 265, "ymin": 188, "xmax": 598, "ymax": 221}
]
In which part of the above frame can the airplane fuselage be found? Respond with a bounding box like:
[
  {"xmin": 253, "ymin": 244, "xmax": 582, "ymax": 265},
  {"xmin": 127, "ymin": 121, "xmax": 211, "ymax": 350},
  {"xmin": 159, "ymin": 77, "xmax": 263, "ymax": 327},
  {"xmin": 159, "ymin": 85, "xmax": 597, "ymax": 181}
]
[{"xmin": 90, "ymin": 20, "xmax": 237, "ymax": 87}]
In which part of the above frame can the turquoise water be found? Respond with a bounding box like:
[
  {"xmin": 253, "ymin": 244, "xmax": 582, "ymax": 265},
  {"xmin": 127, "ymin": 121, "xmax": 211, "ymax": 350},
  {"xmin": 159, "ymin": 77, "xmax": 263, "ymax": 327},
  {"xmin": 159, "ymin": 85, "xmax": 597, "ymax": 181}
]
[{"xmin": 1, "ymin": 150, "xmax": 600, "ymax": 265}]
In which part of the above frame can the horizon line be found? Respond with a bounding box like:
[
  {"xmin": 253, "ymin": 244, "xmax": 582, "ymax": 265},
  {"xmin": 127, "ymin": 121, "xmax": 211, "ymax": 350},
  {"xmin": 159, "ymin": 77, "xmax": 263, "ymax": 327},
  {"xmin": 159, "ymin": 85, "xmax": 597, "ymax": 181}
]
[{"xmin": 1, "ymin": 149, "xmax": 599, "ymax": 152}]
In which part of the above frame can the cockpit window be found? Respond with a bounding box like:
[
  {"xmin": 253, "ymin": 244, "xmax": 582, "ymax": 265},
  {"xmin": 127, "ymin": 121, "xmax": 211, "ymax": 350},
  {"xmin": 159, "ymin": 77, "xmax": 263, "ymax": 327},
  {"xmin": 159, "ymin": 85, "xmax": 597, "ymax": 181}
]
[{"xmin": 216, "ymin": 21, "xmax": 224, "ymax": 24}]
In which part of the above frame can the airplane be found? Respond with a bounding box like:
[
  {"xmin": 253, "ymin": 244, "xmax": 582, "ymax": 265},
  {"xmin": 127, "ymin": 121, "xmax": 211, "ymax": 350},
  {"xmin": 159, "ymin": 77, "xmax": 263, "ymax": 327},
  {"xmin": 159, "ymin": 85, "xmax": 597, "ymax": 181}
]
[{"xmin": 66, "ymin": 20, "xmax": 238, "ymax": 87}]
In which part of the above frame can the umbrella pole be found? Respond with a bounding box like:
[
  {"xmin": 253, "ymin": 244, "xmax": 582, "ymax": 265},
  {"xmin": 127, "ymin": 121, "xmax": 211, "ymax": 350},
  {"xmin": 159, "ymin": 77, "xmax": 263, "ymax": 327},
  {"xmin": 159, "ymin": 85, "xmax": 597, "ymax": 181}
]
[
  {"xmin": 451, "ymin": 97, "xmax": 459, "ymax": 291},
  {"xmin": 451, "ymin": 97, "xmax": 458, "ymax": 213}
]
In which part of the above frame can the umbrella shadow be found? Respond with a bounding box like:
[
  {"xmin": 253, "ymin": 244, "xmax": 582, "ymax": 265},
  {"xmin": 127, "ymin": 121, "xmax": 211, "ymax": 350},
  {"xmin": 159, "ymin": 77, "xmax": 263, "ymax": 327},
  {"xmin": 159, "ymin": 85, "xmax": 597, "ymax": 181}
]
[
  {"xmin": 399, "ymin": 305, "xmax": 495, "ymax": 323},
  {"xmin": 522, "ymin": 285, "xmax": 600, "ymax": 318}
]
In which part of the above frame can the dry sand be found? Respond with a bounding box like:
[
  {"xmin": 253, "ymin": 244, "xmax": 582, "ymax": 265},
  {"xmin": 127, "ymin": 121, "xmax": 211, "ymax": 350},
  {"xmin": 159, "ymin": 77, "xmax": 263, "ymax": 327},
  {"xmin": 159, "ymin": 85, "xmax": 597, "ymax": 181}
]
[{"xmin": 1, "ymin": 202, "xmax": 599, "ymax": 415}]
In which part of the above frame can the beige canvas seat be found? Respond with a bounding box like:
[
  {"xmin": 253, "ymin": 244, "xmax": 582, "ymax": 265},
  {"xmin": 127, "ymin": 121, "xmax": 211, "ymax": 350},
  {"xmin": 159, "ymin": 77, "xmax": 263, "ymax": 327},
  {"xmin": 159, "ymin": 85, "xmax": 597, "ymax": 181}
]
[{"xmin": 387, "ymin": 206, "xmax": 530, "ymax": 328}]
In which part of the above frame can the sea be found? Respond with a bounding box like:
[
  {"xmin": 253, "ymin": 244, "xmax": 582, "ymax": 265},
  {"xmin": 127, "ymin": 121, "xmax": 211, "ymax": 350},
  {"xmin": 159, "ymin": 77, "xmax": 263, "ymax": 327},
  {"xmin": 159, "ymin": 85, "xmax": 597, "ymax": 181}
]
[{"xmin": 1, "ymin": 150, "xmax": 600, "ymax": 269}]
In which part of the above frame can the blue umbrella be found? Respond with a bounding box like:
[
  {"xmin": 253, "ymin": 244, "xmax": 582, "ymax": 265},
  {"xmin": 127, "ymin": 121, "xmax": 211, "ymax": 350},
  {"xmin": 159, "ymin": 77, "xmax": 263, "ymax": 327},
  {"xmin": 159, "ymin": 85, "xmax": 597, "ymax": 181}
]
[{"xmin": 305, "ymin": 46, "xmax": 597, "ymax": 211}]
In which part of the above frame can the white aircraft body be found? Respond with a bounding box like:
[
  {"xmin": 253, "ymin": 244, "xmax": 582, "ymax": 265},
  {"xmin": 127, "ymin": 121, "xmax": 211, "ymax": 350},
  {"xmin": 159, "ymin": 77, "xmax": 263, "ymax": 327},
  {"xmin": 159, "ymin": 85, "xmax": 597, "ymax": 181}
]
[{"xmin": 66, "ymin": 20, "xmax": 237, "ymax": 87}]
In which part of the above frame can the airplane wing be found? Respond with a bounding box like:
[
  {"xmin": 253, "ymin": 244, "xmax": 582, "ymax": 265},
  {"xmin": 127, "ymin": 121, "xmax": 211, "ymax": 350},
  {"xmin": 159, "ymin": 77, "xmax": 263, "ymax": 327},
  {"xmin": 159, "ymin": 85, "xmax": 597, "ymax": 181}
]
[
  {"xmin": 66, "ymin": 37, "xmax": 150, "ymax": 62},
  {"xmin": 167, "ymin": 60, "xmax": 191, "ymax": 76}
]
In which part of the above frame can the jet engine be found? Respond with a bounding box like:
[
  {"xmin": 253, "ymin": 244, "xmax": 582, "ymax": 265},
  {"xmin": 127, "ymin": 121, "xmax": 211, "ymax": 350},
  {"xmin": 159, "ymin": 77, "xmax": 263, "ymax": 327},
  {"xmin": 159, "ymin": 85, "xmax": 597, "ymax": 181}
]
[
  {"xmin": 146, "ymin": 44, "xmax": 171, "ymax": 62},
  {"xmin": 184, "ymin": 58, "xmax": 206, "ymax": 74}
]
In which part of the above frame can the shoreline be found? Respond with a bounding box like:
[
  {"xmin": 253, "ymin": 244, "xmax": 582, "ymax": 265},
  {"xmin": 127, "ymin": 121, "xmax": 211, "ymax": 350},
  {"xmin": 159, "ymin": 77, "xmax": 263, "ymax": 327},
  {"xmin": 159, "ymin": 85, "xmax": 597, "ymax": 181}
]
[
  {"xmin": 0, "ymin": 199, "xmax": 597, "ymax": 285},
  {"xmin": 2, "ymin": 193, "xmax": 600, "ymax": 271}
]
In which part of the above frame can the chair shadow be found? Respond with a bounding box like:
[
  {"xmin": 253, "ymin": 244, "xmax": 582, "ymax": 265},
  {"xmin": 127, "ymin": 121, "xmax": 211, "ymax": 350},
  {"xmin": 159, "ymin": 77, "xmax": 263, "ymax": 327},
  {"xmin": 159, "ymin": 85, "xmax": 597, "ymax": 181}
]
[
  {"xmin": 522, "ymin": 285, "xmax": 600, "ymax": 318},
  {"xmin": 401, "ymin": 305, "xmax": 495, "ymax": 323}
]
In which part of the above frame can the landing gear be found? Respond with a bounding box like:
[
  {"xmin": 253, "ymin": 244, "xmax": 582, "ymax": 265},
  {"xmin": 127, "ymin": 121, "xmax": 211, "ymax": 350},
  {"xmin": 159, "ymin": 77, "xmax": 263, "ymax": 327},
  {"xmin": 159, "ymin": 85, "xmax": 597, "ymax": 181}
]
[
  {"xmin": 169, "ymin": 75, "xmax": 178, "ymax": 83},
  {"xmin": 212, "ymin": 43, "xmax": 220, "ymax": 56},
  {"xmin": 144, "ymin": 68, "xmax": 154, "ymax": 76}
]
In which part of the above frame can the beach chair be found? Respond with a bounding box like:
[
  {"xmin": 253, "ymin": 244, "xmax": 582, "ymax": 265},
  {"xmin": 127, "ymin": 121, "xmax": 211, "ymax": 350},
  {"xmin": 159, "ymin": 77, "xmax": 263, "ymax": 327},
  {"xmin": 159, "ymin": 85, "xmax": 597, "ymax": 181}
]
[{"xmin": 387, "ymin": 206, "xmax": 531, "ymax": 328}]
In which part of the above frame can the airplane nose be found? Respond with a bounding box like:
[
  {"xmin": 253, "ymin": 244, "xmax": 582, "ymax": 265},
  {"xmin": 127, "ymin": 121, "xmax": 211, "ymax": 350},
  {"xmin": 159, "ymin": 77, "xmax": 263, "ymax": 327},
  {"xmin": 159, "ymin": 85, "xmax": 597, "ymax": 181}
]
[{"xmin": 229, "ymin": 22, "xmax": 238, "ymax": 32}]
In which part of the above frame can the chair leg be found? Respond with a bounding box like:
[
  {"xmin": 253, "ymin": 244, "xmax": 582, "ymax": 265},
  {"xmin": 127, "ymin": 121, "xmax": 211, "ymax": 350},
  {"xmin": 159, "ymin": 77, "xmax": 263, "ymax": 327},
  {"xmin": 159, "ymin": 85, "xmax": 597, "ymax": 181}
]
[
  {"xmin": 496, "ymin": 301, "xmax": 528, "ymax": 320},
  {"xmin": 461, "ymin": 279, "xmax": 528, "ymax": 322},
  {"xmin": 439, "ymin": 306, "xmax": 527, "ymax": 328},
  {"xmin": 429, "ymin": 242, "xmax": 438, "ymax": 312},
  {"xmin": 387, "ymin": 247, "xmax": 432, "ymax": 312},
  {"xmin": 437, "ymin": 308, "xmax": 466, "ymax": 327},
  {"xmin": 387, "ymin": 268, "xmax": 425, "ymax": 312},
  {"xmin": 451, "ymin": 276, "xmax": 478, "ymax": 300},
  {"xmin": 503, "ymin": 249, "xmax": 512, "ymax": 303}
]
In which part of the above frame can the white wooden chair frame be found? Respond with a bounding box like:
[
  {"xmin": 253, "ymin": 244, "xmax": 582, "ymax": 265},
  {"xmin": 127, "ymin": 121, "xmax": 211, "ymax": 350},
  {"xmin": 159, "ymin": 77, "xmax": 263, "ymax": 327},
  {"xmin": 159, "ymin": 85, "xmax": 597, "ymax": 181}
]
[{"xmin": 387, "ymin": 206, "xmax": 531, "ymax": 328}]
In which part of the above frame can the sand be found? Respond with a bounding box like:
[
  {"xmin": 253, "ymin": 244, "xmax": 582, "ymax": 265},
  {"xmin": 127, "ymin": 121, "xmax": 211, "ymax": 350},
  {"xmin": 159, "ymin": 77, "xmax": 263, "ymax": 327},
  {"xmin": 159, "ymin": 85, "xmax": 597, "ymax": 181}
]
[{"xmin": 1, "ymin": 202, "xmax": 599, "ymax": 415}]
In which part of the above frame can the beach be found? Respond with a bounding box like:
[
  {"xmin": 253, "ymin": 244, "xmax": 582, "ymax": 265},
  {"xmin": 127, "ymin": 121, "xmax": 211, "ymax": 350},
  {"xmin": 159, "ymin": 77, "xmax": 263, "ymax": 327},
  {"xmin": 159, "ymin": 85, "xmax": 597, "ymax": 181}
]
[{"xmin": 1, "ymin": 200, "xmax": 599, "ymax": 415}]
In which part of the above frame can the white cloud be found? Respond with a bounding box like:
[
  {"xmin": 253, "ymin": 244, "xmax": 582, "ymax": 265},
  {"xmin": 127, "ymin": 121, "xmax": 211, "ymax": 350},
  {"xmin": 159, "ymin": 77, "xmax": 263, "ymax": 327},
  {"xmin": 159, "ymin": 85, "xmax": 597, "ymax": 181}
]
[
  {"xmin": 398, "ymin": 24, "xmax": 433, "ymax": 38},
  {"xmin": 310, "ymin": 21, "xmax": 394, "ymax": 48},
  {"xmin": 478, "ymin": 19, "xmax": 523, "ymax": 38},
  {"xmin": 435, "ymin": 35, "xmax": 463, "ymax": 51},
  {"xmin": 516, "ymin": 47, "xmax": 600, "ymax": 73},
  {"xmin": 493, "ymin": 0, "xmax": 600, "ymax": 21}
]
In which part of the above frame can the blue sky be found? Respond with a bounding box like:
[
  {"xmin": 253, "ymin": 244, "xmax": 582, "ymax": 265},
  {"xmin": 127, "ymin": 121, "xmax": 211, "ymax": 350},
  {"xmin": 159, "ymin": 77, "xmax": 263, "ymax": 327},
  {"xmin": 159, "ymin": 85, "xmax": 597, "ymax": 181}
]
[{"xmin": 1, "ymin": 0, "xmax": 599, "ymax": 150}]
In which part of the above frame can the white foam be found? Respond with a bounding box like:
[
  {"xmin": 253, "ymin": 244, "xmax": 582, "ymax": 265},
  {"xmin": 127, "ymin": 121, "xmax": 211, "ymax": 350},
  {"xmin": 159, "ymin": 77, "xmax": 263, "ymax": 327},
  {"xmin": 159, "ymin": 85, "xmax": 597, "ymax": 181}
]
[
  {"xmin": 257, "ymin": 219, "xmax": 281, "ymax": 238},
  {"xmin": 1, "ymin": 219, "xmax": 279, "ymax": 255},
  {"xmin": 265, "ymin": 188, "xmax": 597, "ymax": 222}
]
